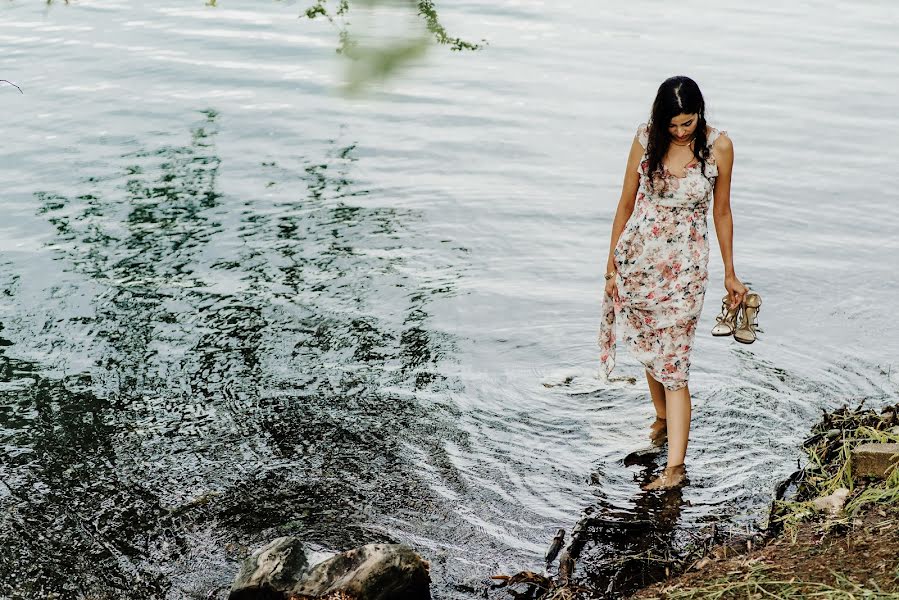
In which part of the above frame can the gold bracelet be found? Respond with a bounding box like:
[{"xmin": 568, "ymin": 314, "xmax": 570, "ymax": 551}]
[{"xmin": 604, "ymin": 272, "xmax": 615, "ymax": 281}]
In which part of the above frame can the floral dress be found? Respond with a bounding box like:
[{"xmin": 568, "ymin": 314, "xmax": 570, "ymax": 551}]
[{"xmin": 598, "ymin": 122, "xmax": 727, "ymax": 391}]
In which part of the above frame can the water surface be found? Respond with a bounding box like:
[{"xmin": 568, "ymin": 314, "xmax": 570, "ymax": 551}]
[{"xmin": 1, "ymin": 1, "xmax": 898, "ymax": 598}]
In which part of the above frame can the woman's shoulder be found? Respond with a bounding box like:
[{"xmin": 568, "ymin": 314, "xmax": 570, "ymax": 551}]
[
  {"xmin": 707, "ymin": 126, "xmax": 733, "ymax": 173},
  {"xmin": 706, "ymin": 124, "xmax": 732, "ymax": 150},
  {"xmin": 635, "ymin": 122, "xmax": 649, "ymax": 148}
]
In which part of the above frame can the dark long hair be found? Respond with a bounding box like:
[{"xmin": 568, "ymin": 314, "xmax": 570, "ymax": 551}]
[{"xmin": 645, "ymin": 76, "xmax": 710, "ymax": 191}]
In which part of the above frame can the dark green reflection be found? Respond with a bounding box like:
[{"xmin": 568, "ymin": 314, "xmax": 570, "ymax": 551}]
[{"xmin": 1, "ymin": 111, "xmax": 466, "ymax": 598}]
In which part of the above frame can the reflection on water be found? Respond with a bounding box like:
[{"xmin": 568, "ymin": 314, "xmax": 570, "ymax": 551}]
[
  {"xmin": 565, "ymin": 454, "xmax": 688, "ymax": 597},
  {"xmin": 0, "ymin": 357, "xmax": 178, "ymax": 597},
  {"xmin": 1, "ymin": 111, "xmax": 467, "ymax": 598}
]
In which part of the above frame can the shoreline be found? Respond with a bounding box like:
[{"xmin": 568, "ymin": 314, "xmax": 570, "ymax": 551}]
[
  {"xmin": 490, "ymin": 402, "xmax": 899, "ymax": 599},
  {"xmin": 628, "ymin": 401, "xmax": 899, "ymax": 599}
]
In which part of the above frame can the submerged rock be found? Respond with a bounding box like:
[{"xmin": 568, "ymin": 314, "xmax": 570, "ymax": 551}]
[
  {"xmin": 230, "ymin": 537, "xmax": 310, "ymax": 600},
  {"xmin": 292, "ymin": 543, "xmax": 431, "ymax": 600},
  {"xmin": 229, "ymin": 539, "xmax": 431, "ymax": 600}
]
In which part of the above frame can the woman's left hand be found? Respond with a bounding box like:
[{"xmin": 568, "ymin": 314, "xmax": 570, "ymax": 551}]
[{"xmin": 724, "ymin": 274, "xmax": 748, "ymax": 310}]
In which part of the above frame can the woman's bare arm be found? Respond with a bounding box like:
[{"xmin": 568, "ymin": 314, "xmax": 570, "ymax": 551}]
[
  {"xmin": 711, "ymin": 134, "xmax": 735, "ymax": 277},
  {"xmin": 711, "ymin": 133, "xmax": 748, "ymax": 307},
  {"xmin": 606, "ymin": 136, "xmax": 645, "ymax": 274}
]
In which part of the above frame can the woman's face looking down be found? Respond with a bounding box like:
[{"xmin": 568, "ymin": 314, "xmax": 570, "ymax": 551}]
[{"xmin": 668, "ymin": 113, "xmax": 699, "ymax": 143}]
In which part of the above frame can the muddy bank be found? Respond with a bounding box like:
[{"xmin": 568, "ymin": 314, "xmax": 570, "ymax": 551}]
[{"xmin": 630, "ymin": 505, "xmax": 899, "ymax": 599}]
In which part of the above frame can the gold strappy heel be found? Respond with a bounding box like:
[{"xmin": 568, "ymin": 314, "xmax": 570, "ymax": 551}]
[
  {"xmin": 711, "ymin": 294, "xmax": 740, "ymax": 337},
  {"xmin": 734, "ymin": 292, "xmax": 762, "ymax": 344}
]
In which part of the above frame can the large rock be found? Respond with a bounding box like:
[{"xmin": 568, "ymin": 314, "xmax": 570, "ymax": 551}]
[
  {"xmin": 229, "ymin": 540, "xmax": 431, "ymax": 600},
  {"xmin": 230, "ymin": 537, "xmax": 310, "ymax": 600},
  {"xmin": 852, "ymin": 442, "xmax": 899, "ymax": 479},
  {"xmin": 291, "ymin": 543, "xmax": 431, "ymax": 600}
]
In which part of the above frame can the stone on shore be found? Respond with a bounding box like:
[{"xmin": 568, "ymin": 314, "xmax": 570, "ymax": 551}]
[
  {"xmin": 852, "ymin": 443, "xmax": 899, "ymax": 479},
  {"xmin": 811, "ymin": 487, "xmax": 850, "ymax": 516},
  {"xmin": 229, "ymin": 539, "xmax": 431, "ymax": 600}
]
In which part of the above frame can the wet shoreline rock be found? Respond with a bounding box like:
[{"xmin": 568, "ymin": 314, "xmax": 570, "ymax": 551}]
[
  {"xmin": 852, "ymin": 442, "xmax": 899, "ymax": 479},
  {"xmin": 229, "ymin": 538, "xmax": 431, "ymax": 600}
]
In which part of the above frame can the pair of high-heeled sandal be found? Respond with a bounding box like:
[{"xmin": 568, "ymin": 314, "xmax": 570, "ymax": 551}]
[{"xmin": 711, "ymin": 292, "xmax": 763, "ymax": 343}]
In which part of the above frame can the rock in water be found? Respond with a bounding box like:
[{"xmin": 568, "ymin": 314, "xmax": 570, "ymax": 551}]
[
  {"xmin": 291, "ymin": 543, "xmax": 431, "ymax": 600},
  {"xmin": 229, "ymin": 540, "xmax": 431, "ymax": 600},
  {"xmin": 230, "ymin": 537, "xmax": 310, "ymax": 599}
]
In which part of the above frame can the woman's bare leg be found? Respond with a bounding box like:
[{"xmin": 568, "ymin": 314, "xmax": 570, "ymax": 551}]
[
  {"xmin": 645, "ymin": 369, "xmax": 667, "ymax": 419},
  {"xmin": 646, "ymin": 370, "xmax": 668, "ymax": 444},
  {"xmin": 641, "ymin": 383, "xmax": 692, "ymax": 490},
  {"xmin": 663, "ymin": 384, "xmax": 691, "ymax": 467}
]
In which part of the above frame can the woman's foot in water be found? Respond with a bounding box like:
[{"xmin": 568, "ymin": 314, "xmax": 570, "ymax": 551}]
[
  {"xmin": 649, "ymin": 416, "xmax": 667, "ymax": 446},
  {"xmin": 642, "ymin": 463, "xmax": 687, "ymax": 491}
]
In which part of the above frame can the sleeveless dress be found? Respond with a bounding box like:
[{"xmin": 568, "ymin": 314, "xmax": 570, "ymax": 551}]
[{"xmin": 598, "ymin": 122, "xmax": 727, "ymax": 391}]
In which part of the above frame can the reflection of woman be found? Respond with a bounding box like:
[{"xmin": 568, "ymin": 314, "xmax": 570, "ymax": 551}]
[{"xmin": 598, "ymin": 76, "xmax": 748, "ymax": 490}]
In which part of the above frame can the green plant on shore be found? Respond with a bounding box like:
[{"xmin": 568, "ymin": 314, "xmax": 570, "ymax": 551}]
[
  {"xmin": 771, "ymin": 404, "xmax": 899, "ymax": 540},
  {"xmin": 659, "ymin": 563, "xmax": 899, "ymax": 599},
  {"xmin": 846, "ymin": 460, "xmax": 899, "ymax": 516},
  {"xmin": 770, "ymin": 498, "xmax": 821, "ymax": 544}
]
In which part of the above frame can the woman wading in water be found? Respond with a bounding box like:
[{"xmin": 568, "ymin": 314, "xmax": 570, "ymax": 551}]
[{"xmin": 598, "ymin": 76, "xmax": 748, "ymax": 490}]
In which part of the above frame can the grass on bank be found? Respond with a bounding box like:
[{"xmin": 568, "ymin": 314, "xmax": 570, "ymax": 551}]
[
  {"xmin": 644, "ymin": 404, "xmax": 899, "ymax": 599},
  {"xmin": 659, "ymin": 563, "xmax": 899, "ymax": 600},
  {"xmin": 771, "ymin": 405, "xmax": 899, "ymax": 541}
]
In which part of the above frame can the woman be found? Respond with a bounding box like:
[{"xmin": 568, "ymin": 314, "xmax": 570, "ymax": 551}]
[{"xmin": 597, "ymin": 76, "xmax": 748, "ymax": 490}]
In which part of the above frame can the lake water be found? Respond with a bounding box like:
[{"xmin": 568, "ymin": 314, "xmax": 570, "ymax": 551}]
[{"xmin": 1, "ymin": 1, "xmax": 898, "ymax": 598}]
